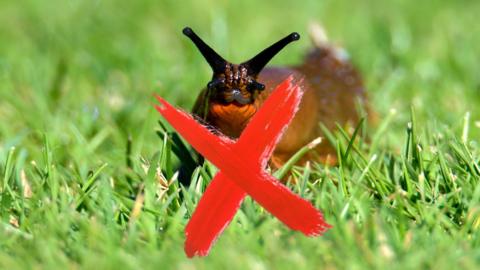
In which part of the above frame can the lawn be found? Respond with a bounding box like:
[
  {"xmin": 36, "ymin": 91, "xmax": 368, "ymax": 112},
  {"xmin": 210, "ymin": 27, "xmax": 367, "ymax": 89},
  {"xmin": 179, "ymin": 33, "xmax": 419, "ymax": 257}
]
[{"xmin": 1, "ymin": 0, "xmax": 480, "ymax": 269}]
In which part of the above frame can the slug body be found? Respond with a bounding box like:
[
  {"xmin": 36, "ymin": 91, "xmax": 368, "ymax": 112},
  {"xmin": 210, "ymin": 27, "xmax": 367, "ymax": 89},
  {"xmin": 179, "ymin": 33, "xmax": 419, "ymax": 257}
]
[{"xmin": 184, "ymin": 27, "xmax": 366, "ymax": 170}]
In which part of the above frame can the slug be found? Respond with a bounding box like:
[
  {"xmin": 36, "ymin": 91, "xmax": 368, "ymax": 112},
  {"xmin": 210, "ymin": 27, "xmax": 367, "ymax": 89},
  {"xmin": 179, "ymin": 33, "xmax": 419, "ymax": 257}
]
[{"xmin": 182, "ymin": 25, "xmax": 367, "ymax": 174}]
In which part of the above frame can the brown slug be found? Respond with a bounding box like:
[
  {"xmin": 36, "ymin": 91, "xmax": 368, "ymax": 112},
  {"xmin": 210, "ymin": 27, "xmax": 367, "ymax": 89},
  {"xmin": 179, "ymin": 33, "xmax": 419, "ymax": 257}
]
[{"xmin": 183, "ymin": 25, "xmax": 367, "ymax": 171}]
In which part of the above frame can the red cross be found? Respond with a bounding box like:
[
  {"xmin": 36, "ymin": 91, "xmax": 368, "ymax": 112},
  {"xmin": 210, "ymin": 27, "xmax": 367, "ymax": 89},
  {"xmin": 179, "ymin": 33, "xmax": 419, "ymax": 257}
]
[{"xmin": 155, "ymin": 76, "xmax": 331, "ymax": 257}]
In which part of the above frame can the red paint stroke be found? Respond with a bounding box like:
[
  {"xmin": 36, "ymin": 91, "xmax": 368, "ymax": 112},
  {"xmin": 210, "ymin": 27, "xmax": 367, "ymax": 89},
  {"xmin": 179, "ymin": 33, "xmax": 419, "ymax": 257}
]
[
  {"xmin": 155, "ymin": 76, "xmax": 331, "ymax": 257},
  {"xmin": 183, "ymin": 78, "xmax": 301, "ymax": 256}
]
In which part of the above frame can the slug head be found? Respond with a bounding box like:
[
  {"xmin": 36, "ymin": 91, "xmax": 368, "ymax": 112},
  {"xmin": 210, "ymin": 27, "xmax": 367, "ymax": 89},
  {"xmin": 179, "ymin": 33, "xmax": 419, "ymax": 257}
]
[{"xmin": 183, "ymin": 27, "xmax": 299, "ymax": 105}]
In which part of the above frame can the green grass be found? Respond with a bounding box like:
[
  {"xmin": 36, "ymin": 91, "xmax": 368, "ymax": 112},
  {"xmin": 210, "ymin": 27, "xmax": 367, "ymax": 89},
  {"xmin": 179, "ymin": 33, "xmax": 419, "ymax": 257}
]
[{"xmin": 1, "ymin": 0, "xmax": 480, "ymax": 269}]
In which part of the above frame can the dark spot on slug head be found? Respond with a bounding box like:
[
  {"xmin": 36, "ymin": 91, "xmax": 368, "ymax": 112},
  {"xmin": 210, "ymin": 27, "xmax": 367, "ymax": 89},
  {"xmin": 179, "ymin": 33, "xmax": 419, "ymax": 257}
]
[{"xmin": 183, "ymin": 27, "xmax": 299, "ymax": 105}]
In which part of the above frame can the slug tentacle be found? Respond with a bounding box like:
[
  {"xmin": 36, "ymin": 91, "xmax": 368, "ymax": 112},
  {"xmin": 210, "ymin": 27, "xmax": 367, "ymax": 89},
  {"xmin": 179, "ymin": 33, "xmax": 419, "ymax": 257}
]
[
  {"xmin": 242, "ymin": 32, "xmax": 300, "ymax": 76},
  {"xmin": 184, "ymin": 27, "xmax": 300, "ymax": 106},
  {"xmin": 183, "ymin": 27, "xmax": 227, "ymax": 73}
]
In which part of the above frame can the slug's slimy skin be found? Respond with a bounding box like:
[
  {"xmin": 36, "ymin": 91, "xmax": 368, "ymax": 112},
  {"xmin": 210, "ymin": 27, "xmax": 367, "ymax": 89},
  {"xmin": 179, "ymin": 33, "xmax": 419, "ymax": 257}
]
[{"xmin": 185, "ymin": 26, "xmax": 366, "ymax": 172}]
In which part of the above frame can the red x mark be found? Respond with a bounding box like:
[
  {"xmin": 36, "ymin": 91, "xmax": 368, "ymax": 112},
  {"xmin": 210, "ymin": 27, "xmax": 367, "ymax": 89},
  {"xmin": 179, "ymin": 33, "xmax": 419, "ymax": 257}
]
[{"xmin": 155, "ymin": 76, "xmax": 331, "ymax": 257}]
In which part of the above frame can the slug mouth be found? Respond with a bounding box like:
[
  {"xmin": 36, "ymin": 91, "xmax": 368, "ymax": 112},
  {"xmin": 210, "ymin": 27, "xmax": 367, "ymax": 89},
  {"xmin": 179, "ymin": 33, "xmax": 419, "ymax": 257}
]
[{"xmin": 224, "ymin": 89, "xmax": 251, "ymax": 105}]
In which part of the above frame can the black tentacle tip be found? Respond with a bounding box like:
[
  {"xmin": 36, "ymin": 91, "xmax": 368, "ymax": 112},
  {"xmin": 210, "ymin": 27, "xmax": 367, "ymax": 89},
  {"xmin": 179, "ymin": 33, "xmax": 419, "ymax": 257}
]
[
  {"xmin": 247, "ymin": 81, "xmax": 265, "ymax": 92},
  {"xmin": 290, "ymin": 32, "xmax": 300, "ymax": 41},
  {"xmin": 182, "ymin": 27, "xmax": 194, "ymax": 36},
  {"xmin": 254, "ymin": 81, "xmax": 265, "ymax": 90}
]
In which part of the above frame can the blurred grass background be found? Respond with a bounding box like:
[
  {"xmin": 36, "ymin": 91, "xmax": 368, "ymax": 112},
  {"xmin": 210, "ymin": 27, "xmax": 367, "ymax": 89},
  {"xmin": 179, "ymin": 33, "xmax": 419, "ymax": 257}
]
[{"xmin": 1, "ymin": 0, "xmax": 480, "ymax": 269}]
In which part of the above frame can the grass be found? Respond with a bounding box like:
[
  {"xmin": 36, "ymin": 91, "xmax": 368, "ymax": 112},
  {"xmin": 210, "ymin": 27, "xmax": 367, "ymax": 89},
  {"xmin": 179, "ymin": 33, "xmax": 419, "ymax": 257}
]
[{"xmin": 1, "ymin": 0, "xmax": 480, "ymax": 268}]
